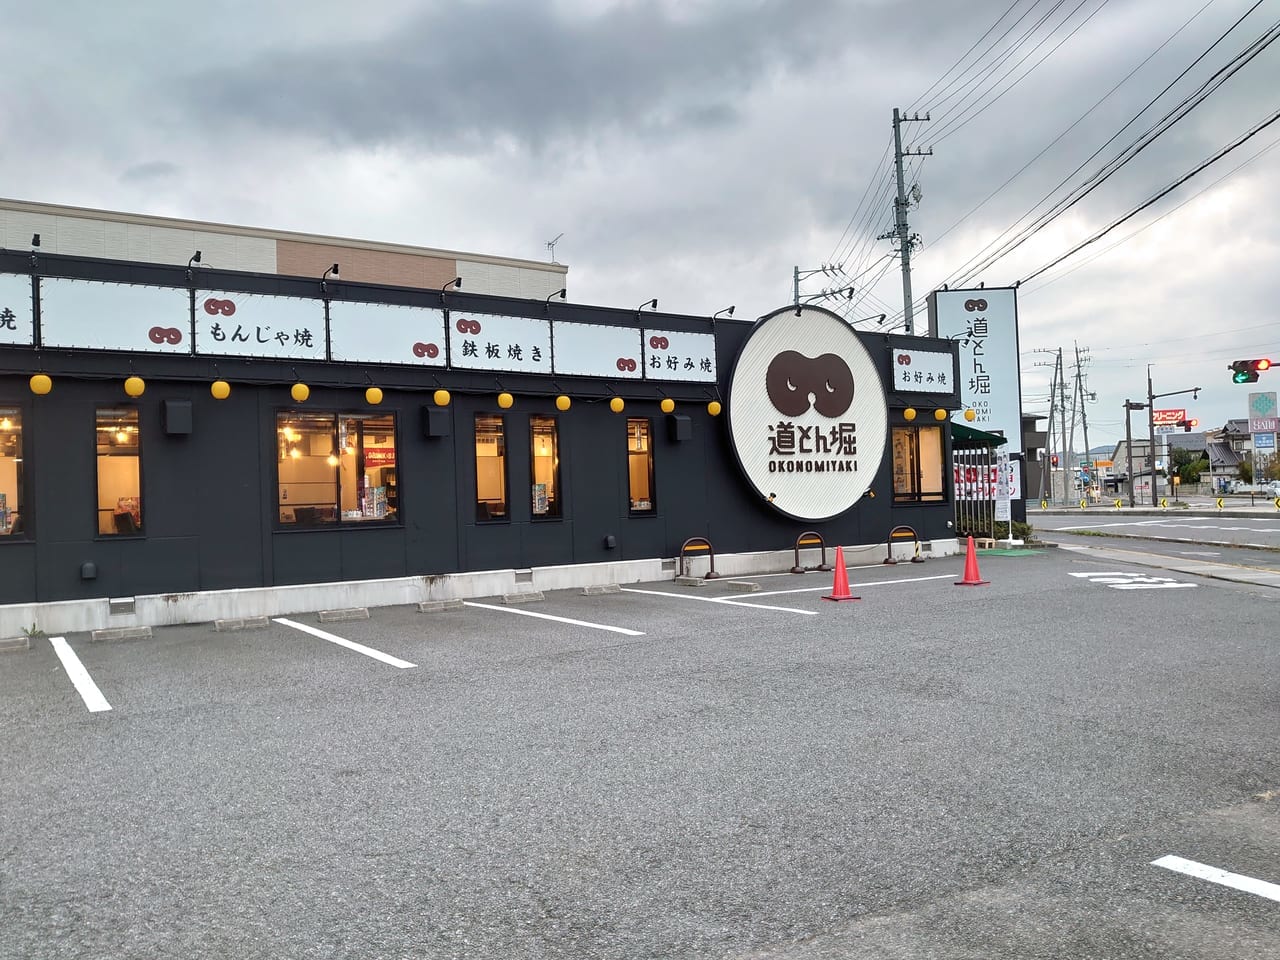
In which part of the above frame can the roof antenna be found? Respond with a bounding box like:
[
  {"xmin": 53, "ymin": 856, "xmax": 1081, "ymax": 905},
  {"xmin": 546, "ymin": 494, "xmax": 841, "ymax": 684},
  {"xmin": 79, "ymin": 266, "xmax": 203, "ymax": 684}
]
[{"xmin": 546, "ymin": 233, "xmax": 564, "ymax": 264}]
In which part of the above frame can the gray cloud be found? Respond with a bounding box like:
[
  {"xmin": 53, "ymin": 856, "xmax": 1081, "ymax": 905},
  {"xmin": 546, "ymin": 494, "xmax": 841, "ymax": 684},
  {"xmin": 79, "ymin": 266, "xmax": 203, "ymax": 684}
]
[
  {"xmin": 185, "ymin": 0, "xmax": 860, "ymax": 151},
  {"xmin": 120, "ymin": 160, "xmax": 180, "ymax": 183}
]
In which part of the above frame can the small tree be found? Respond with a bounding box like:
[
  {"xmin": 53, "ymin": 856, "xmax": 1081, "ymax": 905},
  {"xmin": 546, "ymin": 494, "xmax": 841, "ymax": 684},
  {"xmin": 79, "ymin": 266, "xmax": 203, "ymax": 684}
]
[{"xmin": 1238, "ymin": 461, "xmax": 1253, "ymax": 484}]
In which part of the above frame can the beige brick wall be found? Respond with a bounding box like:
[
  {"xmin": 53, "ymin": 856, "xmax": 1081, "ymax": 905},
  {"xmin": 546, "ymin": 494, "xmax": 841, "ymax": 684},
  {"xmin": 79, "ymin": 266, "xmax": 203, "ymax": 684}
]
[{"xmin": 276, "ymin": 239, "xmax": 458, "ymax": 290}]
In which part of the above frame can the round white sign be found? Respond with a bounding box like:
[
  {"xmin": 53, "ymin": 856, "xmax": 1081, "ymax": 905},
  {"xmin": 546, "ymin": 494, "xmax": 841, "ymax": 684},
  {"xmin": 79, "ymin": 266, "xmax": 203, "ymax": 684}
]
[{"xmin": 727, "ymin": 305, "xmax": 887, "ymax": 521}]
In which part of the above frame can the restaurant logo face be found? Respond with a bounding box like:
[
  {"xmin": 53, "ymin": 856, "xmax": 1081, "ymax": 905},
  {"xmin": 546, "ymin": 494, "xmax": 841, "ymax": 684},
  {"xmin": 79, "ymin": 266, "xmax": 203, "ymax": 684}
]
[{"xmin": 728, "ymin": 305, "xmax": 887, "ymax": 521}]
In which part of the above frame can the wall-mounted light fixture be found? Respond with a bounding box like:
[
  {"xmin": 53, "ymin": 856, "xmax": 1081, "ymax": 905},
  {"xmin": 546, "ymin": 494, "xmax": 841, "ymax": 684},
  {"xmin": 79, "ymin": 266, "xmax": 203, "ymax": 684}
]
[
  {"xmin": 188, "ymin": 251, "xmax": 202, "ymax": 268},
  {"xmin": 31, "ymin": 234, "xmax": 40, "ymax": 248},
  {"xmin": 712, "ymin": 306, "xmax": 734, "ymax": 319},
  {"xmin": 443, "ymin": 276, "xmax": 462, "ymax": 293},
  {"xmin": 637, "ymin": 298, "xmax": 658, "ymax": 312}
]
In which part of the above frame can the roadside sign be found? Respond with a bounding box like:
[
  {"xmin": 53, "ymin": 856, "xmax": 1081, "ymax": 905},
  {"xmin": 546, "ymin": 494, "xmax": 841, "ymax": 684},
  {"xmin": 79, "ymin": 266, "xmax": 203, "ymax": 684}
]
[
  {"xmin": 1040, "ymin": 499, "xmax": 1048, "ymax": 510},
  {"xmin": 1248, "ymin": 392, "xmax": 1277, "ymax": 433},
  {"xmin": 1159, "ymin": 497, "xmax": 1168, "ymax": 508},
  {"xmin": 1255, "ymin": 432, "xmax": 1276, "ymax": 451},
  {"xmin": 1216, "ymin": 497, "xmax": 1225, "ymax": 510},
  {"xmin": 1113, "ymin": 498, "xmax": 1123, "ymax": 509},
  {"xmin": 1079, "ymin": 498, "xmax": 1087, "ymax": 510},
  {"xmin": 1152, "ymin": 408, "xmax": 1186, "ymax": 425}
]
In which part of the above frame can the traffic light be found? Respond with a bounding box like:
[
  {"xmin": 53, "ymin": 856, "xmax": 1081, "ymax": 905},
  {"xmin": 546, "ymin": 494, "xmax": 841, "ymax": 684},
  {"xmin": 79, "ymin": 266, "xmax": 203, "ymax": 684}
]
[
  {"xmin": 1177, "ymin": 418, "xmax": 1199, "ymax": 432},
  {"xmin": 1230, "ymin": 358, "xmax": 1272, "ymax": 383},
  {"xmin": 1051, "ymin": 454, "xmax": 1059, "ymax": 467}
]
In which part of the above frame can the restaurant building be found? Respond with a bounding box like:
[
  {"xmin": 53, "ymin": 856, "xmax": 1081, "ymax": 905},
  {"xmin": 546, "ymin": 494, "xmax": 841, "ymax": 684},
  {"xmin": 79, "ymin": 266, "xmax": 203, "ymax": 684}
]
[{"xmin": 0, "ymin": 200, "xmax": 967, "ymax": 633}]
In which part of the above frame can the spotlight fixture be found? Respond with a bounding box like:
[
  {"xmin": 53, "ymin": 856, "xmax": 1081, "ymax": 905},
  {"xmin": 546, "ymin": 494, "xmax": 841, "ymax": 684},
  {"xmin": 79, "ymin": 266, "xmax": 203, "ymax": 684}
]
[
  {"xmin": 31, "ymin": 234, "xmax": 40, "ymax": 248},
  {"xmin": 712, "ymin": 306, "xmax": 735, "ymax": 319},
  {"xmin": 323, "ymin": 263, "xmax": 340, "ymax": 281},
  {"xmin": 443, "ymin": 276, "xmax": 462, "ymax": 293},
  {"xmin": 546, "ymin": 288, "xmax": 567, "ymax": 302},
  {"xmin": 638, "ymin": 298, "xmax": 657, "ymax": 311},
  {"xmin": 188, "ymin": 250, "xmax": 202, "ymax": 268}
]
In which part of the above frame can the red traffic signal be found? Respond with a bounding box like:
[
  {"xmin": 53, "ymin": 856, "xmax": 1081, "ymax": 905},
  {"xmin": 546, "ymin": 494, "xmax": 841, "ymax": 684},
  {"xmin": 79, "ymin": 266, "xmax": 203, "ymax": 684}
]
[
  {"xmin": 1231, "ymin": 358, "xmax": 1272, "ymax": 383},
  {"xmin": 1051, "ymin": 454, "xmax": 1060, "ymax": 467},
  {"xmin": 1178, "ymin": 418, "xmax": 1199, "ymax": 432}
]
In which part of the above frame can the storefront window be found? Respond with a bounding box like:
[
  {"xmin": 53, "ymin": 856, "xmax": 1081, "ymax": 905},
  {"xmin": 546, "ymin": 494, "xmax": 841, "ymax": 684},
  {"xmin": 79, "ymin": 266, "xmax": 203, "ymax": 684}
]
[
  {"xmin": 475, "ymin": 414, "xmax": 507, "ymax": 522},
  {"xmin": 627, "ymin": 418, "xmax": 655, "ymax": 513},
  {"xmin": 892, "ymin": 425, "xmax": 945, "ymax": 503},
  {"xmin": 530, "ymin": 415, "xmax": 561, "ymax": 519},
  {"xmin": 97, "ymin": 407, "xmax": 142, "ymax": 535},
  {"xmin": 0, "ymin": 408, "xmax": 25, "ymax": 538},
  {"xmin": 276, "ymin": 412, "xmax": 397, "ymax": 526}
]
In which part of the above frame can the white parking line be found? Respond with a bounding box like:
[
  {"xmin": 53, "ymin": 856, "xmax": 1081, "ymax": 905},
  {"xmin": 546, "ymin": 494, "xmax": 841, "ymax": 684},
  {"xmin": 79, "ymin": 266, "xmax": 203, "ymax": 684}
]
[
  {"xmin": 272, "ymin": 618, "xmax": 416, "ymax": 669},
  {"xmin": 621, "ymin": 588, "xmax": 818, "ymax": 615},
  {"xmin": 463, "ymin": 602, "xmax": 644, "ymax": 636},
  {"xmin": 1152, "ymin": 855, "xmax": 1280, "ymax": 903},
  {"xmin": 48, "ymin": 637, "xmax": 112, "ymax": 713},
  {"xmin": 750, "ymin": 573, "xmax": 953, "ymax": 597}
]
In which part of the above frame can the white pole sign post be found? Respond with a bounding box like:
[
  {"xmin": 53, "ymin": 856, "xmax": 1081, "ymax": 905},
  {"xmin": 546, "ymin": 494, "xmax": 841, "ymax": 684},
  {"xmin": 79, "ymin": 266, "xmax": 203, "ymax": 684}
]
[{"xmin": 928, "ymin": 288, "xmax": 1023, "ymax": 499}]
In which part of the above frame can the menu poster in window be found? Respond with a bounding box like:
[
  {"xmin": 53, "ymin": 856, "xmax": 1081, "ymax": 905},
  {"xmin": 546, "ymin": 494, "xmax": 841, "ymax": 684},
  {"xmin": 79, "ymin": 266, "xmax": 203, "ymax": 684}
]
[
  {"xmin": 551, "ymin": 322, "xmax": 643, "ymax": 379},
  {"xmin": 641, "ymin": 329, "xmax": 716, "ymax": 382},
  {"xmin": 329, "ymin": 301, "xmax": 446, "ymax": 366},
  {"xmin": 39, "ymin": 278, "xmax": 191, "ymax": 353},
  {"xmin": 0, "ymin": 274, "xmax": 33, "ymax": 347},
  {"xmin": 448, "ymin": 313, "xmax": 552, "ymax": 374},
  {"xmin": 194, "ymin": 290, "xmax": 326, "ymax": 360}
]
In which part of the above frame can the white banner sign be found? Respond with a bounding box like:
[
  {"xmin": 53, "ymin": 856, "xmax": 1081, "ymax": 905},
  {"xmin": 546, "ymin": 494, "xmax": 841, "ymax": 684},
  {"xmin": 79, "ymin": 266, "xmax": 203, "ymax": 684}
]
[
  {"xmin": 929, "ymin": 287, "xmax": 1023, "ymax": 498},
  {"xmin": 40, "ymin": 278, "xmax": 191, "ymax": 353},
  {"xmin": 552, "ymin": 322, "xmax": 643, "ymax": 379},
  {"xmin": 889, "ymin": 348, "xmax": 954, "ymax": 394},
  {"xmin": 995, "ymin": 450, "xmax": 1011, "ymax": 521},
  {"xmin": 448, "ymin": 313, "xmax": 552, "ymax": 374},
  {"xmin": 0, "ymin": 274, "xmax": 33, "ymax": 347},
  {"xmin": 194, "ymin": 291, "xmax": 325, "ymax": 360},
  {"xmin": 642, "ymin": 329, "xmax": 717, "ymax": 382},
  {"xmin": 329, "ymin": 301, "xmax": 447, "ymax": 367}
]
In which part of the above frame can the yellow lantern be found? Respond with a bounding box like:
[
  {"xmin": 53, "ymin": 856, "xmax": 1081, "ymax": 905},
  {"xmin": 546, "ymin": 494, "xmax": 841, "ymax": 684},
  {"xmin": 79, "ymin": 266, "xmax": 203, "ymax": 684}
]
[
  {"xmin": 210, "ymin": 380, "xmax": 231, "ymax": 400},
  {"xmin": 498, "ymin": 392, "xmax": 514, "ymax": 409},
  {"xmin": 934, "ymin": 408, "xmax": 948, "ymax": 421},
  {"xmin": 365, "ymin": 386, "xmax": 384, "ymax": 405},
  {"xmin": 555, "ymin": 395, "xmax": 571, "ymax": 411},
  {"xmin": 660, "ymin": 398, "xmax": 675, "ymax": 414},
  {"xmin": 964, "ymin": 408, "xmax": 976, "ymax": 422},
  {"xmin": 903, "ymin": 407, "xmax": 917, "ymax": 421},
  {"xmin": 124, "ymin": 375, "xmax": 146, "ymax": 398},
  {"xmin": 29, "ymin": 373, "xmax": 52, "ymax": 395},
  {"xmin": 707, "ymin": 400, "xmax": 722, "ymax": 417},
  {"xmin": 609, "ymin": 397, "xmax": 624, "ymax": 414},
  {"xmin": 291, "ymin": 382, "xmax": 310, "ymax": 403},
  {"xmin": 433, "ymin": 389, "xmax": 451, "ymax": 406}
]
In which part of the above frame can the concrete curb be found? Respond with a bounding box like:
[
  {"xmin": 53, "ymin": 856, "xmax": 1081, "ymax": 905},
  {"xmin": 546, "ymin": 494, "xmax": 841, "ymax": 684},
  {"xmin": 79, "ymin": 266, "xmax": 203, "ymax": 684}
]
[
  {"xmin": 417, "ymin": 599, "xmax": 464, "ymax": 613},
  {"xmin": 318, "ymin": 608, "xmax": 370, "ymax": 623},
  {"xmin": 90, "ymin": 626, "xmax": 153, "ymax": 643},
  {"xmin": 213, "ymin": 617, "xmax": 270, "ymax": 632},
  {"xmin": 0, "ymin": 635, "xmax": 31, "ymax": 653}
]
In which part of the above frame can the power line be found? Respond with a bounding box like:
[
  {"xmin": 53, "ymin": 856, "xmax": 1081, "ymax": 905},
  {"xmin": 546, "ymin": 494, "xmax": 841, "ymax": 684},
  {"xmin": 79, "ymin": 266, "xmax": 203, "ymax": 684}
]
[
  {"xmin": 940, "ymin": 2, "xmax": 1273, "ymax": 288},
  {"xmin": 1018, "ymin": 106, "xmax": 1280, "ymax": 284},
  {"xmin": 906, "ymin": 0, "xmax": 1036, "ymax": 112}
]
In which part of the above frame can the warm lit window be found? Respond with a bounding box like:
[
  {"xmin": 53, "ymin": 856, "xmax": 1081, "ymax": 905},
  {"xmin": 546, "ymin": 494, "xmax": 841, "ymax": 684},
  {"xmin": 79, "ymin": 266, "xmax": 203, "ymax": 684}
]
[
  {"xmin": 475, "ymin": 414, "xmax": 507, "ymax": 522},
  {"xmin": 530, "ymin": 415, "xmax": 561, "ymax": 519},
  {"xmin": 276, "ymin": 412, "xmax": 398, "ymax": 526},
  {"xmin": 627, "ymin": 418, "xmax": 655, "ymax": 513},
  {"xmin": 0, "ymin": 408, "xmax": 25, "ymax": 539},
  {"xmin": 892, "ymin": 426, "xmax": 945, "ymax": 503},
  {"xmin": 96, "ymin": 407, "xmax": 142, "ymax": 535}
]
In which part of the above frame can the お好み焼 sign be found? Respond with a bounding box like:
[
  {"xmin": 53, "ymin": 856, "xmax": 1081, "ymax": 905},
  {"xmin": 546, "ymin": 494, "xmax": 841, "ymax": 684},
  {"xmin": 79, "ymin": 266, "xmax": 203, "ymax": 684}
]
[{"xmin": 727, "ymin": 305, "xmax": 887, "ymax": 521}]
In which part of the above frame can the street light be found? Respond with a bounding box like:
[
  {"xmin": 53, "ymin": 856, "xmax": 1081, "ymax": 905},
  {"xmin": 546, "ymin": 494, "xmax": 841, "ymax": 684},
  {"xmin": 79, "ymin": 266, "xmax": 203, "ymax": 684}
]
[{"xmin": 1146, "ymin": 365, "xmax": 1201, "ymax": 506}]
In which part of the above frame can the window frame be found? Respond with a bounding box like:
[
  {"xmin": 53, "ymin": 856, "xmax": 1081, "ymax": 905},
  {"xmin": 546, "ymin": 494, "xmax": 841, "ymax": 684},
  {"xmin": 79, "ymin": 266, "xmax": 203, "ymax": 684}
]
[
  {"xmin": 95, "ymin": 404, "xmax": 145, "ymax": 539},
  {"xmin": 529, "ymin": 413, "xmax": 562, "ymax": 521},
  {"xmin": 626, "ymin": 417, "xmax": 657, "ymax": 516},
  {"xmin": 0, "ymin": 403, "xmax": 27, "ymax": 542},
  {"xmin": 274, "ymin": 409, "xmax": 401, "ymax": 530},
  {"xmin": 891, "ymin": 424, "xmax": 946, "ymax": 504},
  {"xmin": 474, "ymin": 412, "xmax": 509, "ymax": 524}
]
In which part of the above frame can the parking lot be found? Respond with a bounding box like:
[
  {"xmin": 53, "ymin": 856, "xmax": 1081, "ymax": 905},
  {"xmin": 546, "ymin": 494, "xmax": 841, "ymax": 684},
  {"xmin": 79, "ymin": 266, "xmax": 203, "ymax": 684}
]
[{"xmin": 4, "ymin": 547, "xmax": 1279, "ymax": 959}]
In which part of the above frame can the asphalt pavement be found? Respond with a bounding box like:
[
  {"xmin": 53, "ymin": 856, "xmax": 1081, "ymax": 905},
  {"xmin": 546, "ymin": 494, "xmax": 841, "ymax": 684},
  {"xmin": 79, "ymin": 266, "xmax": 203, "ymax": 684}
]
[{"xmin": 3, "ymin": 548, "xmax": 1278, "ymax": 959}]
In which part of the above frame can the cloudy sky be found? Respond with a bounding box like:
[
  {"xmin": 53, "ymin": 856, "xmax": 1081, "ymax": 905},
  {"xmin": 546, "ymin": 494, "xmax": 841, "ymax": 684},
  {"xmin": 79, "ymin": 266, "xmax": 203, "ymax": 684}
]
[{"xmin": 4, "ymin": 0, "xmax": 1278, "ymax": 450}]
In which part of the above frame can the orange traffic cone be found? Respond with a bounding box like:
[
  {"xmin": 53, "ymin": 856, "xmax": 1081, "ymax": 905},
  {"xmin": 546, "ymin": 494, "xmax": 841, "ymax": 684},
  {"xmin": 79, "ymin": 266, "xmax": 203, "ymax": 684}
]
[
  {"xmin": 822, "ymin": 545, "xmax": 860, "ymax": 601},
  {"xmin": 955, "ymin": 535, "xmax": 989, "ymax": 586}
]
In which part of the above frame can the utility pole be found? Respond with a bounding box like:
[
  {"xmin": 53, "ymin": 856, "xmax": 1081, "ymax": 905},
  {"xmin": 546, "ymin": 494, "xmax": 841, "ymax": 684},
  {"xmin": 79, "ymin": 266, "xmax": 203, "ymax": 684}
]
[
  {"xmin": 1147, "ymin": 373, "xmax": 1202, "ymax": 507},
  {"xmin": 1057, "ymin": 349, "xmax": 1070, "ymax": 504},
  {"xmin": 884, "ymin": 108, "xmax": 930, "ymax": 335},
  {"xmin": 1074, "ymin": 342, "xmax": 1093, "ymax": 493},
  {"xmin": 1043, "ymin": 359, "xmax": 1058, "ymax": 501}
]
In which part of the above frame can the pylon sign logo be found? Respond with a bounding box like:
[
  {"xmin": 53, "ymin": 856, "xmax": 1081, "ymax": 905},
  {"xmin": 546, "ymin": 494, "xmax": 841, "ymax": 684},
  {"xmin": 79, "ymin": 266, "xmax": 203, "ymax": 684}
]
[{"xmin": 727, "ymin": 305, "xmax": 887, "ymax": 521}]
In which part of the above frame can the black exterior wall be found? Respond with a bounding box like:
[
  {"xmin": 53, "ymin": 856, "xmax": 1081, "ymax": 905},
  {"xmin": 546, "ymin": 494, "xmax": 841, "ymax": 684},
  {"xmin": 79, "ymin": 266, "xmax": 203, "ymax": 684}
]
[{"xmin": 0, "ymin": 251, "xmax": 962, "ymax": 603}]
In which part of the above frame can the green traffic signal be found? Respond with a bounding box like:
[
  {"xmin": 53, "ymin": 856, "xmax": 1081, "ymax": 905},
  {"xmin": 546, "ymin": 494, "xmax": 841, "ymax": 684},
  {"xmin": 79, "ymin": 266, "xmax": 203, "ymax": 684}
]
[{"xmin": 1230, "ymin": 358, "xmax": 1271, "ymax": 383}]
